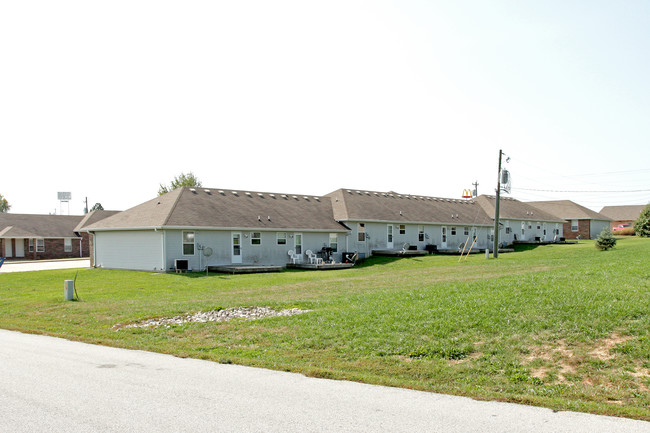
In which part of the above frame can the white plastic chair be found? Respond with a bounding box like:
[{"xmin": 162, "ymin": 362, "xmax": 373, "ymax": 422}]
[
  {"xmin": 288, "ymin": 249, "xmax": 301, "ymax": 264},
  {"xmin": 305, "ymin": 250, "xmax": 323, "ymax": 265}
]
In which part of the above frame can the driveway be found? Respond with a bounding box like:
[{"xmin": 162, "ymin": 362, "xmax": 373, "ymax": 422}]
[
  {"xmin": 0, "ymin": 258, "xmax": 90, "ymax": 273},
  {"xmin": 1, "ymin": 330, "xmax": 647, "ymax": 433}
]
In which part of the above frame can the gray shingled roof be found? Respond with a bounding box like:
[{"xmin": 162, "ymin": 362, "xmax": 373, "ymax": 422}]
[
  {"xmin": 475, "ymin": 196, "xmax": 565, "ymax": 223},
  {"xmin": 527, "ymin": 200, "xmax": 611, "ymax": 221},
  {"xmin": 86, "ymin": 187, "xmax": 348, "ymax": 232},
  {"xmin": 74, "ymin": 210, "xmax": 122, "ymax": 232},
  {"xmin": 599, "ymin": 205, "xmax": 647, "ymax": 221},
  {"xmin": 326, "ymin": 189, "xmax": 494, "ymax": 226},
  {"xmin": 0, "ymin": 214, "xmax": 84, "ymax": 239}
]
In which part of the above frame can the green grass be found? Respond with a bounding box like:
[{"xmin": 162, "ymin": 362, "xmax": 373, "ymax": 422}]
[{"xmin": 1, "ymin": 237, "xmax": 649, "ymax": 420}]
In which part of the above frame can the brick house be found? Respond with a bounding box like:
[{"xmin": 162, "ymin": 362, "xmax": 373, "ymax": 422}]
[
  {"xmin": 527, "ymin": 200, "xmax": 611, "ymax": 240},
  {"xmin": 599, "ymin": 205, "xmax": 647, "ymax": 230}
]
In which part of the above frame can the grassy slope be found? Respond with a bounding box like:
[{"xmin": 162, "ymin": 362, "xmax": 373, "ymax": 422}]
[{"xmin": 1, "ymin": 237, "xmax": 649, "ymax": 420}]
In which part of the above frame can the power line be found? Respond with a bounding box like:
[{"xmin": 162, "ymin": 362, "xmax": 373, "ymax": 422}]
[{"xmin": 512, "ymin": 187, "xmax": 650, "ymax": 193}]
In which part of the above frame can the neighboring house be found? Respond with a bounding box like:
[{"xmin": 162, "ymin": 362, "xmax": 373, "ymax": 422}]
[
  {"xmin": 474, "ymin": 196, "xmax": 566, "ymax": 244},
  {"xmin": 599, "ymin": 205, "xmax": 647, "ymax": 230},
  {"xmin": 83, "ymin": 187, "xmax": 349, "ymax": 271},
  {"xmin": 0, "ymin": 213, "xmax": 88, "ymax": 260},
  {"xmin": 527, "ymin": 200, "xmax": 611, "ymax": 240},
  {"xmin": 326, "ymin": 189, "xmax": 494, "ymax": 254}
]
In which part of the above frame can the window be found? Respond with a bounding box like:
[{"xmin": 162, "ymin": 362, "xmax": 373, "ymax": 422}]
[
  {"xmin": 418, "ymin": 225, "xmax": 424, "ymax": 242},
  {"xmin": 536, "ymin": 222, "xmax": 541, "ymax": 230},
  {"xmin": 182, "ymin": 231, "xmax": 195, "ymax": 255},
  {"xmin": 251, "ymin": 232, "xmax": 261, "ymax": 245},
  {"xmin": 464, "ymin": 227, "xmax": 470, "ymax": 236},
  {"xmin": 571, "ymin": 220, "xmax": 579, "ymax": 232},
  {"xmin": 277, "ymin": 232, "xmax": 287, "ymax": 245},
  {"xmin": 505, "ymin": 225, "xmax": 511, "ymax": 235},
  {"xmin": 29, "ymin": 239, "xmax": 34, "ymax": 252},
  {"xmin": 399, "ymin": 224, "xmax": 406, "ymax": 235},
  {"xmin": 36, "ymin": 239, "xmax": 45, "ymax": 252},
  {"xmin": 329, "ymin": 233, "xmax": 338, "ymax": 252},
  {"xmin": 295, "ymin": 233, "xmax": 303, "ymax": 254},
  {"xmin": 451, "ymin": 227, "xmax": 457, "ymax": 236},
  {"xmin": 64, "ymin": 238, "xmax": 72, "ymax": 252},
  {"xmin": 358, "ymin": 223, "xmax": 366, "ymax": 242}
]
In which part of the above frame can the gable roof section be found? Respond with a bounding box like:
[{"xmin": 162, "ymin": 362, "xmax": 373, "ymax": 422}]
[
  {"xmin": 74, "ymin": 210, "xmax": 122, "ymax": 232},
  {"xmin": 326, "ymin": 189, "xmax": 493, "ymax": 226},
  {"xmin": 526, "ymin": 200, "xmax": 611, "ymax": 221},
  {"xmin": 0, "ymin": 213, "xmax": 84, "ymax": 239},
  {"xmin": 86, "ymin": 187, "xmax": 348, "ymax": 232},
  {"xmin": 475, "ymin": 195, "xmax": 565, "ymax": 223},
  {"xmin": 599, "ymin": 205, "xmax": 647, "ymax": 221}
]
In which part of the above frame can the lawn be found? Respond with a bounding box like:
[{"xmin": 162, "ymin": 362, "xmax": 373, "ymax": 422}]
[{"xmin": 1, "ymin": 237, "xmax": 649, "ymax": 420}]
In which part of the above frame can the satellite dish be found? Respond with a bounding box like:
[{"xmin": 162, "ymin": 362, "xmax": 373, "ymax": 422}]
[{"xmin": 203, "ymin": 247, "xmax": 213, "ymax": 257}]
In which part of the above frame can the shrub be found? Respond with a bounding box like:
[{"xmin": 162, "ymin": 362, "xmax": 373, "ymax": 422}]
[
  {"xmin": 595, "ymin": 228, "xmax": 617, "ymax": 250},
  {"xmin": 634, "ymin": 204, "xmax": 650, "ymax": 237},
  {"xmin": 616, "ymin": 227, "xmax": 635, "ymax": 236}
]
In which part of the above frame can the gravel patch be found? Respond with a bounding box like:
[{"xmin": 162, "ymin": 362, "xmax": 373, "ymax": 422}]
[{"xmin": 116, "ymin": 307, "xmax": 309, "ymax": 330}]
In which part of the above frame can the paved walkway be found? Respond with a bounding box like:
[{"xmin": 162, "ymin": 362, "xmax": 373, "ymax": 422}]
[
  {"xmin": 0, "ymin": 258, "xmax": 90, "ymax": 273},
  {"xmin": 1, "ymin": 330, "xmax": 647, "ymax": 433}
]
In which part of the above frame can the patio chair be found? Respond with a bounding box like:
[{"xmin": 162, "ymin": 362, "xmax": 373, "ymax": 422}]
[
  {"xmin": 305, "ymin": 250, "xmax": 323, "ymax": 265},
  {"xmin": 288, "ymin": 250, "xmax": 302, "ymax": 264}
]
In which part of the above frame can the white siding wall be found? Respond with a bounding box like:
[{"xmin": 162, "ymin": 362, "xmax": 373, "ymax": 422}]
[
  {"xmin": 164, "ymin": 229, "xmax": 343, "ymax": 270},
  {"xmin": 94, "ymin": 231, "xmax": 164, "ymax": 271}
]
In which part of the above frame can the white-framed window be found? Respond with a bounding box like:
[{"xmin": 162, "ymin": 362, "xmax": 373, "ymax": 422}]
[
  {"xmin": 451, "ymin": 227, "xmax": 457, "ymax": 236},
  {"xmin": 29, "ymin": 239, "xmax": 34, "ymax": 252},
  {"xmin": 418, "ymin": 225, "xmax": 424, "ymax": 242},
  {"xmin": 464, "ymin": 226, "xmax": 470, "ymax": 236},
  {"xmin": 36, "ymin": 239, "xmax": 45, "ymax": 252},
  {"xmin": 571, "ymin": 220, "xmax": 579, "ymax": 232},
  {"xmin": 329, "ymin": 233, "xmax": 338, "ymax": 252},
  {"xmin": 399, "ymin": 224, "xmax": 406, "ymax": 235},
  {"xmin": 182, "ymin": 231, "xmax": 195, "ymax": 255},
  {"xmin": 358, "ymin": 223, "xmax": 366, "ymax": 242},
  {"xmin": 251, "ymin": 232, "xmax": 261, "ymax": 245},
  {"xmin": 505, "ymin": 224, "xmax": 511, "ymax": 234},
  {"xmin": 64, "ymin": 238, "xmax": 72, "ymax": 252},
  {"xmin": 277, "ymin": 232, "xmax": 287, "ymax": 245},
  {"xmin": 294, "ymin": 233, "xmax": 303, "ymax": 254}
]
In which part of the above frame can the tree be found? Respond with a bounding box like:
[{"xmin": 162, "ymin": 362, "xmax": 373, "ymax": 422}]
[
  {"xmin": 595, "ymin": 227, "xmax": 617, "ymax": 251},
  {"xmin": 633, "ymin": 204, "xmax": 650, "ymax": 237},
  {"xmin": 158, "ymin": 172, "xmax": 203, "ymax": 195},
  {"xmin": 0, "ymin": 194, "xmax": 10, "ymax": 213},
  {"xmin": 90, "ymin": 203, "xmax": 104, "ymax": 212}
]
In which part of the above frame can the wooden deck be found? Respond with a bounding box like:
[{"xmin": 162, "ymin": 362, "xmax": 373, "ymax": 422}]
[
  {"xmin": 513, "ymin": 240, "xmax": 578, "ymax": 246},
  {"xmin": 209, "ymin": 265, "xmax": 284, "ymax": 274},
  {"xmin": 371, "ymin": 249, "xmax": 428, "ymax": 257},
  {"xmin": 286, "ymin": 262, "xmax": 355, "ymax": 271}
]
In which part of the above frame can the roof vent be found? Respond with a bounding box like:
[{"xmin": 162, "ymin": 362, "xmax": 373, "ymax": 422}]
[
  {"xmin": 204, "ymin": 189, "xmax": 211, "ymax": 194},
  {"xmin": 190, "ymin": 188, "xmax": 197, "ymax": 193},
  {"xmin": 269, "ymin": 194, "xmax": 275, "ymax": 198},
  {"xmin": 231, "ymin": 191, "xmax": 238, "ymax": 196},
  {"xmin": 219, "ymin": 190, "xmax": 225, "ymax": 195},
  {"xmin": 292, "ymin": 195, "xmax": 298, "ymax": 200},
  {"xmin": 258, "ymin": 216, "xmax": 261, "ymax": 221},
  {"xmin": 281, "ymin": 194, "xmax": 288, "ymax": 199},
  {"xmin": 267, "ymin": 216, "xmax": 271, "ymax": 221},
  {"xmin": 314, "ymin": 197, "xmax": 320, "ymax": 201},
  {"xmin": 245, "ymin": 192, "xmax": 252, "ymax": 197},
  {"xmin": 258, "ymin": 193, "xmax": 264, "ymax": 197}
]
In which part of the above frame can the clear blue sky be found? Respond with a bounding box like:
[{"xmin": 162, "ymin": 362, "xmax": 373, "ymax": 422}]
[{"xmin": 1, "ymin": 1, "xmax": 649, "ymax": 214}]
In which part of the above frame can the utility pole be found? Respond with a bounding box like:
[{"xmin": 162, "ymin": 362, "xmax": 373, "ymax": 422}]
[
  {"xmin": 472, "ymin": 181, "xmax": 479, "ymax": 197},
  {"xmin": 493, "ymin": 150, "xmax": 503, "ymax": 258}
]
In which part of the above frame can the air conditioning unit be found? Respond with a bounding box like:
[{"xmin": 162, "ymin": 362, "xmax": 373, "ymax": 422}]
[{"xmin": 174, "ymin": 259, "xmax": 189, "ymax": 272}]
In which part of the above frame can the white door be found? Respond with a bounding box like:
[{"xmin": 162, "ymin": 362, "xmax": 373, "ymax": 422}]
[
  {"xmin": 4, "ymin": 239, "xmax": 13, "ymax": 258},
  {"xmin": 294, "ymin": 233, "xmax": 303, "ymax": 259},
  {"xmin": 387, "ymin": 225, "xmax": 393, "ymax": 249},
  {"xmin": 15, "ymin": 239, "xmax": 25, "ymax": 258},
  {"xmin": 441, "ymin": 227, "xmax": 447, "ymax": 249},
  {"xmin": 231, "ymin": 232, "xmax": 242, "ymax": 264}
]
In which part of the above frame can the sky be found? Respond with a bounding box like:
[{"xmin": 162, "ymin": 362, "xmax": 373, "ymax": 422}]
[{"xmin": 1, "ymin": 1, "xmax": 649, "ymax": 215}]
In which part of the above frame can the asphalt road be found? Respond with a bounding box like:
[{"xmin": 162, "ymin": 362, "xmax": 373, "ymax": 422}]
[
  {"xmin": 0, "ymin": 259, "xmax": 90, "ymax": 273},
  {"xmin": 1, "ymin": 330, "xmax": 647, "ymax": 433}
]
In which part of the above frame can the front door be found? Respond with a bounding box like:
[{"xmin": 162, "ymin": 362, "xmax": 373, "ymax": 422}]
[
  {"xmin": 387, "ymin": 225, "xmax": 393, "ymax": 249},
  {"xmin": 294, "ymin": 233, "xmax": 303, "ymax": 257},
  {"xmin": 231, "ymin": 232, "xmax": 242, "ymax": 264},
  {"xmin": 15, "ymin": 238, "xmax": 25, "ymax": 258},
  {"xmin": 4, "ymin": 239, "xmax": 12, "ymax": 258},
  {"xmin": 441, "ymin": 227, "xmax": 447, "ymax": 249}
]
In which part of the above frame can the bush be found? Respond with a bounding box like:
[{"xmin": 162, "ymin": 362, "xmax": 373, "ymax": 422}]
[
  {"xmin": 634, "ymin": 204, "xmax": 650, "ymax": 237},
  {"xmin": 616, "ymin": 227, "xmax": 635, "ymax": 236},
  {"xmin": 595, "ymin": 228, "xmax": 617, "ymax": 250}
]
